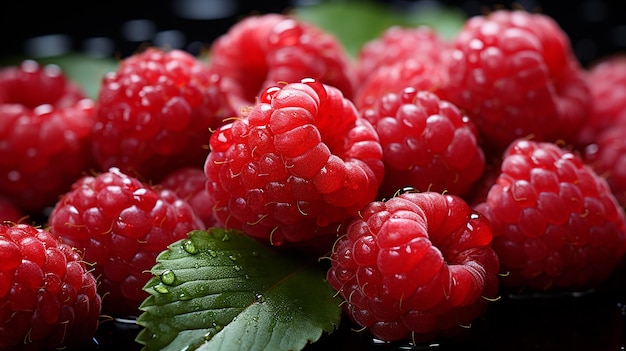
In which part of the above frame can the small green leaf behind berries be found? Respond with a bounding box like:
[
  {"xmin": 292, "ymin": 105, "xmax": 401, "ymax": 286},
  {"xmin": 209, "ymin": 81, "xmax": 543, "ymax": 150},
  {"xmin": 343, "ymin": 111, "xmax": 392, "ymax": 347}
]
[{"xmin": 136, "ymin": 228, "xmax": 342, "ymax": 351}]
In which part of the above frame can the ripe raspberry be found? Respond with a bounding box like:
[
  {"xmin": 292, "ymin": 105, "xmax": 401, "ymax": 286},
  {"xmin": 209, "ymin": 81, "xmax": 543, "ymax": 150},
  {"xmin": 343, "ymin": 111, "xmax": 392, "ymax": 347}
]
[
  {"xmin": 204, "ymin": 78, "xmax": 384, "ymax": 246},
  {"xmin": 160, "ymin": 167, "xmax": 217, "ymax": 228},
  {"xmin": 0, "ymin": 197, "xmax": 23, "ymax": 224},
  {"xmin": 355, "ymin": 25, "xmax": 447, "ymax": 85},
  {"xmin": 584, "ymin": 124, "xmax": 626, "ymax": 208},
  {"xmin": 92, "ymin": 47, "xmax": 235, "ymax": 184},
  {"xmin": 326, "ymin": 191, "xmax": 500, "ymax": 342},
  {"xmin": 353, "ymin": 26, "xmax": 448, "ymax": 110},
  {"xmin": 576, "ymin": 54, "xmax": 626, "ymax": 147},
  {"xmin": 0, "ymin": 60, "xmax": 96, "ymax": 214},
  {"xmin": 354, "ymin": 58, "xmax": 445, "ymax": 112},
  {"xmin": 439, "ymin": 9, "xmax": 591, "ymax": 153},
  {"xmin": 474, "ymin": 139, "xmax": 626, "ymax": 292},
  {"xmin": 361, "ymin": 88, "xmax": 485, "ymax": 199},
  {"xmin": 0, "ymin": 223, "xmax": 101, "ymax": 350},
  {"xmin": 208, "ymin": 13, "xmax": 358, "ymax": 110},
  {"xmin": 47, "ymin": 167, "xmax": 204, "ymax": 316}
]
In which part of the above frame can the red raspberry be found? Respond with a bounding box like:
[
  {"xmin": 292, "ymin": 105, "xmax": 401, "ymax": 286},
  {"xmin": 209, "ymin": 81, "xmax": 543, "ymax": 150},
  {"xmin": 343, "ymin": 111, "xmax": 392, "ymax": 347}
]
[
  {"xmin": 0, "ymin": 197, "xmax": 23, "ymax": 224},
  {"xmin": 92, "ymin": 47, "xmax": 235, "ymax": 184},
  {"xmin": 361, "ymin": 88, "xmax": 485, "ymax": 199},
  {"xmin": 355, "ymin": 25, "xmax": 447, "ymax": 85},
  {"xmin": 0, "ymin": 223, "xmax": 101, "ymax": 350},
  {"xmin": 208, "ymin": 13, "xmax": 358, "ymax": 111},
  {"xmin": 576, "ymin": 54, "xmax": 626, "ymax": 147},
  {"xmin": 474, "ymin": 139, "xmax": 626, "ymax": 292},
  {"xmin": 0, "ymin": 60, "xmax": 96, "ymax": 214},
  {"xmin": 584, "ymin": 123, "xmax": 626, "ymax": 208},
  {"xmin": 160, "ymin": 167, "xmax": 217, "ymax": 228},
  {"xmin": 354, "ymin": 58, "xmax": 445, "ymax": 112},
  {"xmin": 326, "ymin": 191, "xmax": 500, "ymax": 342},
  {"xmin": 204, "ymin": 78, "xmax": 384, "ymax": 246},
  {"xmin": 439, "ymin": 9, "xmax": 591, "ymax": 153},
  {"xmin": 353, "ymin": 26, "xmax": 448, "ymax": 110},
  {"xmin": 47, "ymin": 167, "xmax": 204, "ymax": 316}
]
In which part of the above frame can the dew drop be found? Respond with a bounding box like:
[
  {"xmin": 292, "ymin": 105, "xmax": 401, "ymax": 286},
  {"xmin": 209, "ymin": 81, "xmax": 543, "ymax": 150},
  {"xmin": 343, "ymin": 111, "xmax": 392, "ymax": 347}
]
[
  {"xmin": 254, "ymin": 293, "xmax": 265, "ymax": 303},
  {"xmin": 178, "ymin": 291, "xmax": 192, "ymax": 301},
  {"xmin": 214, "ymin": 324, "xmax": 223, "ymax": 332},
  {"xmin": 182, "ymin": 239, "xmax": 198, "ymax": 254},
  {"xmin": 233, "ymin": 265, "xmax": 242, "ymax": 271},
  {"xmin": 228, "ymin": 254, "xmax": 237, "ymax": 261},
  {"xmin": 208, "ymin": 249, "xmax": 217, "ymax": 257},
  {"xmin": 160, "ymin": 270, "xmax": 176, "ymax": 285},
  {"xmin": 153, "ymin": 283, "xmax": 169, "ymax": 294}
]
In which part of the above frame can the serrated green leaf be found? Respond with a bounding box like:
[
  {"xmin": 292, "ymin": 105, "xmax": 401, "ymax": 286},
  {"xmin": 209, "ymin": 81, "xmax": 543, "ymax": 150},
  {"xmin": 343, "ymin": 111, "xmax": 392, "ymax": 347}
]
[{"xmin": 136, "ymin": 228, "xmax": 342, "ymax": 351}]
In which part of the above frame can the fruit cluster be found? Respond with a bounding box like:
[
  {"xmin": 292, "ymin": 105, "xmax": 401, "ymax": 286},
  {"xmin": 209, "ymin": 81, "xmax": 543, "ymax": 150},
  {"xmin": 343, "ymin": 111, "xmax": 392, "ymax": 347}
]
[{"xmin": 1, "ymin": 6, "xmax": 626, "ymax": 350}]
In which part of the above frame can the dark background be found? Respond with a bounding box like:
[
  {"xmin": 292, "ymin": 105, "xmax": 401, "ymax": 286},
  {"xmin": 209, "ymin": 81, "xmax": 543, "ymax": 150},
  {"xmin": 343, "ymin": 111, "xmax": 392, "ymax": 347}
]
[{"xmin": 1, "ymin": 0, "xmax": 625, "ymax": 68}]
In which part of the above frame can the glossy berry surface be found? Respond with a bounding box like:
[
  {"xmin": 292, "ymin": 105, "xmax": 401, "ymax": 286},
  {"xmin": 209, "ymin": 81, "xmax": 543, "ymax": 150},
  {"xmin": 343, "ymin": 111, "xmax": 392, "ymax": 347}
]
[
  {"xmin": 439, "ymin": 9, "xmax": 591, "ymax": 153},
  {"xmin": 47, "ymin": 167, "xmax": 204, "ymax": 316},
  {"xmin": 160, "ymin": 167, "xmax": 217, "ymax": 228},
  {"xmin": 205, "ymin": 78, "xmax": 384, "ymax": 246},
  {"xmin": 353, "ymin": 26, "xmax": 448, "ymax": 111},
  {"xmin": 361, "ymin": 88, "xmax": 485, "ymax": 198},
  {"xmin": 0, "ymin": 60, "xmax": 96, "ymax": 214},
  {"xmin": 208, "ymin": 13, "xmax": 358, "ymax": 110},
  {"xmin": 92, "ymin": 48, "xmax": 235, "ymax": 183},
  {"xmin": 326, "ymin": 191, "xmax": 500, "ymax": 342},
  {"xmin": 0, "ymin": 223, "xmax": 101, "ymax": 350},
  {"xmin": 475, "ymin": 139, "xmax": 626, "ymax": 291},
  {"xmin": 576, "ymin": 55, "xmax": 626, "ymax": 147}
]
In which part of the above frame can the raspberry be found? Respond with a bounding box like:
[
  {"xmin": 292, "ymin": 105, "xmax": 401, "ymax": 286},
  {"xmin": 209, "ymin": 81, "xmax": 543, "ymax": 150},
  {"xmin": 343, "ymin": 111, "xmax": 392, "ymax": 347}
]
[
  {"xmin": 207, "ymin": 13, "xmax": 358, "ymax": 111},
  {"xmin": 91, "ymin": 47, "xmax": 235, "ymax": 184},
  {"xmin": 474, "ymin": 139, "xmax": 626, "ymax": 292},
  {"xmin": 326, "ymin": 191, "xmax": 500, "ymax": 342},
  {"xmin": 160, "ymin": 167, "xmax": 217, "ymax": 228},
  {"xmin": 0, "ymin": 197, "xmax": 23, "ymax": 224},
  {"xmin": 439, "ymin": 9, "xmax": 591, "ymax": 153},
  {"xmin": 584, "ymin": 123, "xmax": 626, "ymax": 208},
  {"xmin": 204, "ymin": 78, "xmax": 384, "ymax": 246},
  {"xmin": 576, "ymin": 54, "xmax": 626, "ymax": 147},
  {"xmin": 355, "ymin": 25, "xmax": 447, "ymax": 85},
  {"xmin": 353, "ymin": 26, "xmax": 448, "ymax": 110},
  {"xmin": 361, "ymin": 88, "xmax": 485, "ymax": 199},
  {"xmin": 47, "ymin": 167, "xmax": 204, "ymax": 316},
  {"xmin": 0, "ymin": 223, "xmax": 101, "ymax": 350},
  {"xmin": 0, "ymin": 60, "xmax": 96, "ymax": 214}
]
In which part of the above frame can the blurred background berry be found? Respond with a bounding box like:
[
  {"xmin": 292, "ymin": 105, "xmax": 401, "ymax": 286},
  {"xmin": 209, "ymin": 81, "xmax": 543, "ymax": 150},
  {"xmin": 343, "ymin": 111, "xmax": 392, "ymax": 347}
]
[{"xmin": 1, "ymin": 0, "xmax": 624, "ymax": 67}]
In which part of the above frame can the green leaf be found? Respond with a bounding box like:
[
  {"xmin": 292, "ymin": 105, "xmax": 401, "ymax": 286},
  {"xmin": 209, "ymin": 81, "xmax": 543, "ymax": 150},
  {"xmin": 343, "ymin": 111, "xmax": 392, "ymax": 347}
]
[
  {"xmin": 135, "ymin": 228, "xmax": 342, "ymax": 351},
  {"xmin": 293, "ymin": 0, "xmax": 467, "ymax": 57}
]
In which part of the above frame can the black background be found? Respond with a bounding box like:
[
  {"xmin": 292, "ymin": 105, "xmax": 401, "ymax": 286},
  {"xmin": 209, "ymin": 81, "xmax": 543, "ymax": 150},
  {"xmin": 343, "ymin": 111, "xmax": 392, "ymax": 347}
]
[{"xmin": 1, "ymin": 0, "xmax": 625, "ymax": 68}]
